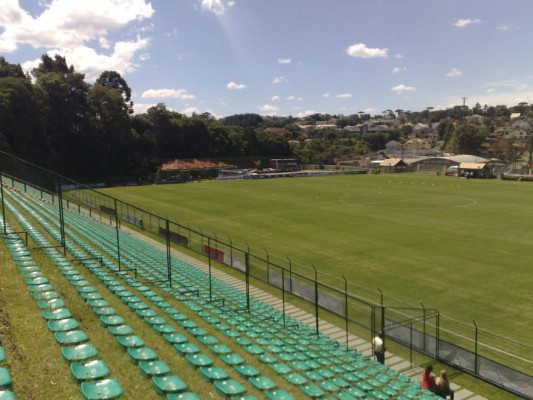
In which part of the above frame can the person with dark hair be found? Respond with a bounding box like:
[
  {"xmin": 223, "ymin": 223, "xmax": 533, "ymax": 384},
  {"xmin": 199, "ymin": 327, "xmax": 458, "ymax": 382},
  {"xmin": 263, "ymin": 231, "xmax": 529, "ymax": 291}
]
[
  {"xmin": 435, "ymin": 370, "xmax": 455, "ymax": 399},
  {"xmin": 372, "ymin": 332, "xmax": 385, "ymax": 364},
  {"xmin": 421, "ymin": 364, "xmax": 436, "ymax": 392}
]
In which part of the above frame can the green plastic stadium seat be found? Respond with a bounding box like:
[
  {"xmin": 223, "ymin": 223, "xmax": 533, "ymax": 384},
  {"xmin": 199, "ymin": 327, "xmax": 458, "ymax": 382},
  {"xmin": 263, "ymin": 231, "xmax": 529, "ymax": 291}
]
[
  {"xmin": 144, "ymin": 316, "xmax": 166, "ymax": 326},
  {"xmin": 319, "ymin": 380, "xmax": 340, "ymax": 392},
  {"xmin": 234, "ymin": 364, "xmax": 260, "ymax": 378},
  {"xmin": 265, "ymin": 389, "xmax": 295, "ymax": 400},
  {"xmin": 0, "ymin": 390, "xmax": 16, "ymax": 400},
  {"xmin": 220, "ymin": 353, "xmax": 245, "ymax": 366},
  {"xmin": 61, "ymin": 343, "xmax": 99, "ymax": 362},
  {"xmin": 42, "ymin": 308, "xmax": 72, "ymax": 320},
  {"xmin": 303, "ymin": 370, "xmax": 324, "ymax": 381},
  {"xmin": 87, "ymin": 299, "xmax": 109, "ymax": 308},
  {"xmin": 335, "ymin": 392, "xmax": 357, "ymax": 400},
  {"xmin": 54, "ymin": 330, "xmax": 89, "ymax": 346},
  {"xmin": 163, "ymin": 333, "xmax": 188, "ymax": 345},
  {"xmin": 139, "ymin": 360, "xmax": 171, "ymax": 377},
  {"xmin": 177, "ymin": 319, "xmax": 197, "ymax": 329},
  {"xmin": 185, "ymin": 353, "xmax": 213, "ymax": 368},
  {"xmin": 269, "ymin": 363, "xmax": 292, "ymax": 375},
  {"xmin": 300, "ymin": 384, "xmax": 326, "ymax": 398},
  {"xmin": 136, "ymin": 309, "xmax": 157, "ymax": 318},
  {"xmin": 257, "ymin": 353, "xmax": 277, "ymax": 364},
  {"xmin": 25, "ymin": 276, "xmax": 49, "ymax": 285},
  {"xmin": 47, "ymin": 318, "xmax": 80, "ymax": 332},
  {"xmin": 116, "ymin": 335, "xmax": 145, "ymax": 349},
  {"xmin": 244, "ymin": 345, "xmax": 264, "ymax": 355},
  {"xmin": 151, "ymin": 375, "xmax": 188, "ymax": 395},
  {"xmin": 174, "ymin": 343, "xmax": 200, "ymax": 355},
  {"xmin": 0, "ymin": 348, "xmax": 4, "ymax": 363},
  {"xmin": 370, "ymin": 390, "xmax": 388, "ymax": 400},
  {"xmin": 284, "ymin": 372, "xmax": 308, "ymax": 385},
  {"xmin": 249, "ymin": 376, "xmax": 277, "ymax": 391},
  {"xmin": 197, "ymin": 335, "xmax": 219, "ymax": 345},
  {"xmin": 345, "ymin": 387, "xmax": 366, "ymax": 398},
  {"xmin": 0, "ymin": 368, "xmax": 12, "ymax": 390},
  {"xmin": 33, "ymin": 290, "xmax": 59, "ymax": 301},
  {"xmin": 127, "ymin": 347, "xmax": 158, "ymax": 364},
  {"xmin": 166, "ymin": 392, "xmax": 201, "ymax": 400},
  {"xmin": 107, "ymin": 325, "xmax": 134, "ymax": 336},
  {"xmin": 209, "ymin": 344, "xmax": 232, "ymax": 355},
  {"xmin": 99, "ymin": 315, "xmax": 125, "ymax": 327},
  {"xmin": 38, "ymin": 298, "xmax": 65, "ymax": 309},
  {"xmin": 213, "ymin": 379, "xmax": 246, "ymax": 398},
  {"xmin": 80, "ymin": 378, "xmax": 123, "ymax": 400},
  {"xmin": 81, "ymin": 292, "xmax": 103, "ymax": 301},
  {"xmin": 199, "ymin": 366, "xmax": 230, "ymax": 382},
  {"xmin": 71, "ymin": 360, "xmax": 111, "ymax": 382},
  {"xmin": 29, "ymin": 283, "xmax": 53, "ymax": 292},
  {"xmin": 153, "ymin": 324, "xmax": 176, "ymax": 334},
  {"xmin": 94, "ymin": 307, "xmax": 116, "ymax": 316}
]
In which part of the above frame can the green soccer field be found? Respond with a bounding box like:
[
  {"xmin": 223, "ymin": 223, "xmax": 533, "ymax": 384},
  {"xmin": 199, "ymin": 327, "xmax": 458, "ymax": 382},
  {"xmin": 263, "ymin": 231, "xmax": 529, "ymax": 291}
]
[{"xmin": 101, "ymin": 173, "xmax": 533, "ymax": 345}]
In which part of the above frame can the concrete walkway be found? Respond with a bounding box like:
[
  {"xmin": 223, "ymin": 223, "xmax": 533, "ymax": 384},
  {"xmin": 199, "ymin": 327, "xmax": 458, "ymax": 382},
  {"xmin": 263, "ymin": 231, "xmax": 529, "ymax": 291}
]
[{"xmin": 122, "ymin": 225, "xmax": 487, "ymax": 399}]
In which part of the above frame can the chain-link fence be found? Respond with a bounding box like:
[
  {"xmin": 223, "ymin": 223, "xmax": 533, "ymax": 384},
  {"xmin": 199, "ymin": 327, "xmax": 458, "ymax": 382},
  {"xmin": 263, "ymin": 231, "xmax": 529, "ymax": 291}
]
[{"xmin": 1, "ymin": 150, "xmax": 532, "ymax": 399}]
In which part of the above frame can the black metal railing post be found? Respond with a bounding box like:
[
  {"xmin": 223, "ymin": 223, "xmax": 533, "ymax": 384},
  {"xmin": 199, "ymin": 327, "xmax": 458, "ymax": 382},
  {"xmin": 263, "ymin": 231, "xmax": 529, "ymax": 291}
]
[
  {"xmin": 166, "ymin": 219, "xmax": 172, "ymax": 288},
  {"xmin": 0, "ymin": 173, "xmax": 6, "ymax": 235},
  {"xmin": 114, "ymin": 198, "xmax": 121, "ymax": 270}
]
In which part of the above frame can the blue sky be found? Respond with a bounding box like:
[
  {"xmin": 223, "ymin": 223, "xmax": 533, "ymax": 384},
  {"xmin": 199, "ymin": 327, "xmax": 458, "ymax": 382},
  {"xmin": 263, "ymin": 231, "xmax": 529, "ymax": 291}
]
[{"xmin": 1, "ymin": 0, "xmax": 532, "ymax": 117}]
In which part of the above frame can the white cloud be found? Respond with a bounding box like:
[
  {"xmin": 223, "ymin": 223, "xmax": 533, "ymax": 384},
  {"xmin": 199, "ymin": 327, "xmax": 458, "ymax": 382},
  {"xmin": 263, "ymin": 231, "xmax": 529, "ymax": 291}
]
[
  {"xmin": 393, "ymin": 54, "xmax": 404, "ymax": 59},
  {"xmin": 363, "ymin": 107, "xmax": 377, "ymax": 114},
  {"xmin": 346, "ymin": 43, "xmax": 388, "ymax": 58},
  {"xmin": 22, "ymin": 37, "xmax": 150, "ymax": 80},
  {"xmin": 272, "ymin": 76, "xmax": 285, "ymax": 84},
  {"xmin": 227, "ymin": 81, "xmax": 247, "ymax": 90},
  {"xmin": 296, "ymin": 110, "xmax": 318, "ymax": 118},
  {"xmin": 0, "ymin": 0, "xmax": 154, "ymax": 78},
  {"xmin": 258, "ymin": 104, "xmax": 278, "ymax": 116},
  {"xmin": 322, "ymin": 93, "xmax": 331, "ymax": 98},
  {"xmin": 453, "ymin": 18, "xmax": 481, "ymax": 27},
  {"xmin": 285, "ymin": 96, "xmax": 303, "ymax": 101},
  {"xmin": 181, "ymin": 107, "xmax": 199, "ymax": 115},
  {"xmin": 199, "ymin": 0, "xmax": 235, "ymax": 15},
  {"xmin": 132, "ymin": 102, "xmax": 155, "ymax": 114},
  {"xmin": 392, "ymin": 67, "xmax": 407, "ymax": 74},
  {"xmin": 391, "ymin": 84, "xmax": 416, "ymax": 94},
  {"xmin": 141, "ymin": 89, "xmax": 196, "ymax": 99},
  {"xmin": 271, "ymin": 95, "xmax": 281, "ymax": 101},
  {"xmin": 0, "ymin": 0, "xmax": 154, "ymax": 51},
  {"xmin": 446, "ymin": 67, "xmax": 462, "ymax": 77},
  {"xmin": 336, "ymin": 93, "xmax": 352, "ymax": 99},
  {"xmin": 278, "ymin": 58, "xmax": 292, "ymax": 64}
]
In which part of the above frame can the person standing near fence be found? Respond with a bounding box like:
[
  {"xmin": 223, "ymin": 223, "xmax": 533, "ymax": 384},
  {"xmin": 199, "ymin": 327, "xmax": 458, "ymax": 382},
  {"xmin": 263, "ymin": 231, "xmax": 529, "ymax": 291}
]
[{"xmin": 372, "ymin": 332, "xmax": 385, "ymax": 364}]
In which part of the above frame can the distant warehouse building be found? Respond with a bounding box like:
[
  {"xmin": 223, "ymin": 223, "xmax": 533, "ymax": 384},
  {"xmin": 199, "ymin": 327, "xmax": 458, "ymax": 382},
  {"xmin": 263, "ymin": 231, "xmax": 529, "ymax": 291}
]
[{"xmin": 270, "ymin": 159, "xmax": 300, "ymax": 172}]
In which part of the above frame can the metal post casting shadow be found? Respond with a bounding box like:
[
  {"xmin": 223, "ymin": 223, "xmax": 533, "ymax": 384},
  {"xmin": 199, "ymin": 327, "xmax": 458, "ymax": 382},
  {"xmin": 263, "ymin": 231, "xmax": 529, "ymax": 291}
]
[
  {"xmin": 114, "ymin": 198, "xmax": 121, "ymax": 270},
  {"xmin": 342, "ymin": 275, "xmax": 349, "ymax": 351},
  {"xmin": 0, "ymin": 173, "xmax": 6, "ymax": 235},
  {"xmin": 208, "ymin": 237, "xmax": 212, "ymax": 301},
  {"xmin": 286, "ymin": 256, "xmax": 293, "ymax": 293},
  {"xmin": 57, "ymin": 178, "xmax": 66, "ymax": 255},
  {"xmin": 264, "ymin": 249, "xmax": 269, "ymax": 283},
  {"xmin": 166, "ymin": 219, "xmax": 172, "ymax": 288},
  {"xmin": 473, "ymin": 319, "xmax": 479, "ymax": 374},
  {"xmin": 313, "ymin": 264, "xmax": 319, "ymax": 337},
  {"xmin": 421, "ymin": 301, "xmax": 426, "ymax": 353},
  {"xmin": 245, "ymin": 252, "xmax": 250, "ymax": 312},
  {"xmin": 378, "ymin": 287, "xmax": 385, "ymax": 348},
  {"xmin": 281, "ymin": 267, "xmax": 286, "ymax": 327}
]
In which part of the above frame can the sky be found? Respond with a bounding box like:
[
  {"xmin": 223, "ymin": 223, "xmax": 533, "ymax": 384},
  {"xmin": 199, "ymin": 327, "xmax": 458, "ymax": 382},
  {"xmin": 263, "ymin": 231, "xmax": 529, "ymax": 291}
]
[{"xmin": 1, "ymin": 0, "xmax": 533, "ymax": 118}]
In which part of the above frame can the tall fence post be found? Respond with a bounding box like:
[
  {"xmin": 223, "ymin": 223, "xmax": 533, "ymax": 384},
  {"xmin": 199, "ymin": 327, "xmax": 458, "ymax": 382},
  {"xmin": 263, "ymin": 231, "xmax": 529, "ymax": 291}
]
[
  {"xmin": 114, "ymin": 198, "xmax": 121, "ymax": 270},
  {"xmin": 281, "ymin": 267, "xmax": 286, "ymax": 327},
  {"xmin": 313, "ymin": 265, "xmax": 319, "ymax": 337},
  {"xmin": 287, "ymin": 256, "xmax": 293, "ymax": 293},
  {"xmin": 0, "ymin": 173, "xmax": 6, "ymax": 235},
  {"xmin": 208, "ymin": 237, "xmax": 212, "ymax": 301},
  {"xmin": 57, "ymin": 178, "xmax": 66, "ymax": 255},
  {"xmin": 166, "ymin": 219, "xmax": 172, "ymax": 288},
  {"xmin": 342, "ymin": 275, "xmax": 349, "ymax": 351},
  {"xmin": 473, "ymin": 319, "xmax": 479, "ymax": 375},
  {"xmin": 421, "ymin": 302, "xmax": 426, "ymax": 353},
  {"xmin": 264, "ymin": 249, "xmax": 270, "ymax": 283},
  {"xmin": 245, "ymin": 252, "xmax": 250, "ymax": 312}
]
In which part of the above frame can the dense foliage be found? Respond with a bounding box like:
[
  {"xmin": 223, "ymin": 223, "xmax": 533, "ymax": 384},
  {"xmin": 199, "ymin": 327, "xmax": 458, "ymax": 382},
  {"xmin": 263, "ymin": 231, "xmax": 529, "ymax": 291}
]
[{"xmin": 1, "ymin": 54, "xmax": 532, "ymax": 182}]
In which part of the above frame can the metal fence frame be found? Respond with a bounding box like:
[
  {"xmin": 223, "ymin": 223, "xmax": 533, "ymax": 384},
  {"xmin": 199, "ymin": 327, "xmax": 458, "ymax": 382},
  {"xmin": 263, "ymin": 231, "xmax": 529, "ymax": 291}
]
[{"xmin": 1, "ymin": 150, "xmax": 532, "ymax": 399}]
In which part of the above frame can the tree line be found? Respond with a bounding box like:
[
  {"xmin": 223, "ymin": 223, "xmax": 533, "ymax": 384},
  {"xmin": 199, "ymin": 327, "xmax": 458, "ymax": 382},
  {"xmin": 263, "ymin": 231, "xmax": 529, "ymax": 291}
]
[
  {"xmin": 1, "ymin": 54, "xmax": 531, "ymax": 182},
  {"xmin": 0, "ymin": 55, "xmax": 290, "ymax": 183}
]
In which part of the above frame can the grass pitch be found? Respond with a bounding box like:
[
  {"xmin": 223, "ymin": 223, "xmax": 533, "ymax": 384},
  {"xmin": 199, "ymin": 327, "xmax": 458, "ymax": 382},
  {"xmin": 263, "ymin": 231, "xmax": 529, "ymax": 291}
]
[{"xmin": 102, "ymin": 174, "xmax": 533, "ymax": 347}]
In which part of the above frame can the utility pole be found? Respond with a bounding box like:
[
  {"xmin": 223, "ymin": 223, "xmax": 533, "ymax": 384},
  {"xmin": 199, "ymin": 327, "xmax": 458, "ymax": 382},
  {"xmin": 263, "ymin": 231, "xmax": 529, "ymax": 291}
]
[{"xmin": 462, "ymin": 97, "xmax": 468, "ymax": 107}]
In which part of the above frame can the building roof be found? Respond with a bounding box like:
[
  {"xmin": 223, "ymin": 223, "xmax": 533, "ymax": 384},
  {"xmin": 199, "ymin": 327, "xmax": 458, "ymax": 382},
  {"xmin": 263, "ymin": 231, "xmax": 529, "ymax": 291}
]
[
  {"xmin": 160, "ymin": 159, "xmax": 234, "ymax": 171},
  {"xmin": 380, "ymin": 158, "xmax": 406, "ymax": 167},
  {"xmin": 460, "ymin": 162, "xmax": 487, "ymax": 170}
]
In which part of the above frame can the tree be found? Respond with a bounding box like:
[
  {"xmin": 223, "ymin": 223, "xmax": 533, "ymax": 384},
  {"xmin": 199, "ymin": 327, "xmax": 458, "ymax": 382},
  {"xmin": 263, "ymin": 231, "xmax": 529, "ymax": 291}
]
[{"xmin": 96, "ymin": 71, "xmax": 133, "ymax": 113}]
